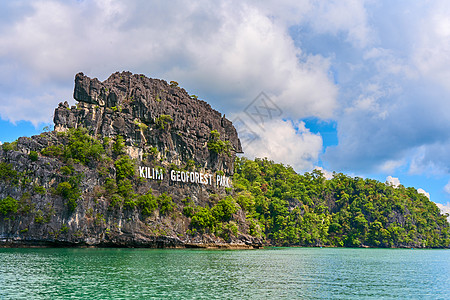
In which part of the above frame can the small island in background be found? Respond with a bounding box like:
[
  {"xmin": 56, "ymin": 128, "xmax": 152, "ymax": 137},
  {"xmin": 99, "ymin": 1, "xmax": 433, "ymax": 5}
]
[{"xmin": 0, "ymin": 72, "xmax": 448, "ymax": 248}]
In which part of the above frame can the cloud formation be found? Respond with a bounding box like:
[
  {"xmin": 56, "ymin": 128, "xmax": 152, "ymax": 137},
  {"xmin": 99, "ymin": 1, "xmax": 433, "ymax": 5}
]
[
  {"xmin": 417, "ymin": 188, "xmax": 430, "ymax": 199},
  {"xmin": 385, "ymin": 177, "xmax": 431, "ymax": 202},
  {"xmin": 314, "ymin": 167, "xmax": 334, "ymax": 180},
  {"xmin": 321, "ymin": 1, "xmax": 450, "ymax": 178},
  {"xmin": 239, "ymin": 119, "xmax": 323, "ymax": 172},
  {"xmin": 0, "ymin": 0, "xmax": 337, "ymax": 127},
  {"xmin": 436, "ymin": 202, "xmax": 450, "ymax": 222},
  {"xmin": 386, "ymin": 176, "xmax": 400, "ymax": 188},
  {"xmin": 2, "ymin": 0, "xmax": 450, "ymax": 199}
]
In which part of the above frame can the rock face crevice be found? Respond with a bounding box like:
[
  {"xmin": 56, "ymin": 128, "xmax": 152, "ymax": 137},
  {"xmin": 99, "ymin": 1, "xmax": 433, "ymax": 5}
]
[{"xmin": 0, "ymin": 72, "xmax": 261, "ymax": 249}]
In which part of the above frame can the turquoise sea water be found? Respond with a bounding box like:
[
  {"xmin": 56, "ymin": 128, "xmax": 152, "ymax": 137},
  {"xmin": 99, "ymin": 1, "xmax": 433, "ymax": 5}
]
[{"xmin": 0, "ymin": 247, "xmax": 449, "ymax": 299}]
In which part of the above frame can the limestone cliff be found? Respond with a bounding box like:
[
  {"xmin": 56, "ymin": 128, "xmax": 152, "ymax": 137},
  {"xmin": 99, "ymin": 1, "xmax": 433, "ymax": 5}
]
[
  {"xmin": 0, "ymin": 72, "xmax": 260, "ymax": 248},
  {"xmin": 55, "ymin": 71, "xmax": 242, "ymax": 174}
]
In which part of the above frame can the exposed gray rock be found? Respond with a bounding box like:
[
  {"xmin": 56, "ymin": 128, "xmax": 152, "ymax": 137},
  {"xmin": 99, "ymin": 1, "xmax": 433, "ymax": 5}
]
[{"xmin": 54, "ymin": 72, "xmax": 242, "ymax": 175}]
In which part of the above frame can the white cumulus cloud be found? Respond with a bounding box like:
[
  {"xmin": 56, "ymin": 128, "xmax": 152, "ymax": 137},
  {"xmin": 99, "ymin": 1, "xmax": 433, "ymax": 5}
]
[
  {"xmin": 417, "ymin": 188, "xmax": 430, "ymax": 199},
  {"xmin": 239, "ymin": 118, "xmax": 323, "ymax": 172},
  {"xmin": 4, "ymin": 0, "xmax": 450, "ymax": 188},
  {"xmin": 0, "ymin": 0, "xmax": 337, "ymax": 126},
  {"xmin": 413, "ymin": 2, "xmax": 450, "ymax": 89},
  {"xmin": 322, "ymin": 1, "xmax": 450, "ymax": 176},
  {"xmin": 305, "ymin": 0, "xmax": 373, "ymax": 48},
  {"xmin": 314, "ymin": 167, "xmax": 334, "ymax": 180},
  {"xmin": 386, "ymin": 176, "xmax": 401, "ymax": 188},
  {"xmin": 435, "ymin": 202, "xmax": 450, "ymax": 222}
]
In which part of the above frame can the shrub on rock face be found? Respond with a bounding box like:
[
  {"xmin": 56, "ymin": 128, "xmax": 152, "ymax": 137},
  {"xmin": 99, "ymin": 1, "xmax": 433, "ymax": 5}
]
[
  {"xmin": 117, "ymin": 179, "xmax": 135, "ymax": 204},
  {"xmin": 182, "ymin": 205, "xmax": 195, "ymax": 218},
  {"xmin": 29, "ymin": 151, "xmax": 38, "ymax": 162},
  {"xmin": 112, "ymin": 135, "xmax": 125, "ymax": 156},
  {"xmin": 191, "ymin": 207, "xmax": 216, "ymax": 233},
  {"xmin": 207, "ymin": 130, "xmax": 231, "ymax": 156},
  {"xmin": 0, "ymin": 196, "xmax": 18, "ymax": 216},
  {"xmin": 114, "ymin": 156, "xmax": 135, "ymax": 180},
  {"xmin": 137, "ymin": 191, "xmax": 158, "ymax": 216},
  {"xmin": 212, "ymin": 196, "xmax": 238, "ymax": 222},
  {"xmin": 33, "ymin": 185, "xmax": 46, "ymax": 195},
  {"xmin": 110, "ymin": 194, "xmax": 123, "ymax": 208},
  {"xmin": 154, "ymin": 115, "xmax": 173, "ymax": 130},
  {"xmin": 0, "ymin": 162, "xmax": 18, "ymax": 183},
  {"xmin": 158, "ymin": 193, "xmax": 175, "ymax": 215},
  {"xmin": 56, "ymin": 182, "xmax": 73, "ymax": 198},
  {"xmin": 42, "ymin": 128, "xmax": 103, "ymax": 164},
  {"xmin": 56, "ymin": 181, "xmax": 81, "ymax": 212},
  {"xmin": 63, "ymin": 128, "xmax": 105, "ymax": 165},
  {"xmin": 134, "ymin": 120, "xmax": 148, "ymax": 132},
  {"xmin": 41, "ymin": 145, "xmax": 63, "ymax": 157},
  {"xmin": 2, "ymin": 141, "xmax": 17, "ymax": 152},
  {"xmin": 123, "ymin": 197, "xmax": 137, "ymax": 209},
  {"xmin": 60, "ymin": 166, "xmax": 73, "ymax": 175}
]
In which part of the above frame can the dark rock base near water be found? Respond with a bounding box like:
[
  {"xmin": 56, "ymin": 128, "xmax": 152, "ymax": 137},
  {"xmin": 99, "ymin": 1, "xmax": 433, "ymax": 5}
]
[{"xmin": 0, "ymin": 236, "xmax": 262, "ymax": 249}]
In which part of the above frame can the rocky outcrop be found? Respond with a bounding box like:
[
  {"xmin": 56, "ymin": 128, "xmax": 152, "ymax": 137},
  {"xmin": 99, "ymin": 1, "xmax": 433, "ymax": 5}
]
[
  {"xmin": 0, "ymin": 72, "xmax": 261, "ymax": 249},
  {"xmin": 54, "ymin": 72, "xmax": 242, "ymax": 175}
]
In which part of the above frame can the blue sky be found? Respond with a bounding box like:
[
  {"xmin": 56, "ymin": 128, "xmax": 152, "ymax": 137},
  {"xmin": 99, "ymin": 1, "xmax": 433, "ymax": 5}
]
[{"xmin": 0, "ymin": 0, "xmax": 449, "ymax": 215}]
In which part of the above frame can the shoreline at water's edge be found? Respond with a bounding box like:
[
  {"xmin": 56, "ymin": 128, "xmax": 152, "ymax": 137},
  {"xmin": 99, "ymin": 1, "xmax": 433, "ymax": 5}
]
[
  {"xmin": 1, "ymin": 240, "xmax": 448, "ymax": 250},
  {"xmin": 0, "ymin": 239, "xmax": 264, "ymax": 249}
]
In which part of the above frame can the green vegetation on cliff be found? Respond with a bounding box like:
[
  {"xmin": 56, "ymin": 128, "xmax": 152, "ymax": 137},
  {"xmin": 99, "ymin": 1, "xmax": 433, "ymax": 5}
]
[
  {"xmin": 207, "ymin": 130, "xmax": 231, "ymax": 156},
  {"xmin": 0, "ymin": 196, "xmax": 18, "ymax": 216},
  {"xmin": 1, "ymin": 126, "xmax": 449, "ymax": 248}
]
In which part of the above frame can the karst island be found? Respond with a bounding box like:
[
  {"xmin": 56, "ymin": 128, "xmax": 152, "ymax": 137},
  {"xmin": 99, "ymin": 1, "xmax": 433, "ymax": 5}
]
[{"xmin": 0, "ymin": 72, "xmax": 448, "ymax": 248}]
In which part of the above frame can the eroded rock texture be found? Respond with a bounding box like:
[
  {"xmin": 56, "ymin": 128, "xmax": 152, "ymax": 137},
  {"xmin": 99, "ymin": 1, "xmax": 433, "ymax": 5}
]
[{"xmin": 54, "ymin": 72, "xmax": 242, "ymax": 175}]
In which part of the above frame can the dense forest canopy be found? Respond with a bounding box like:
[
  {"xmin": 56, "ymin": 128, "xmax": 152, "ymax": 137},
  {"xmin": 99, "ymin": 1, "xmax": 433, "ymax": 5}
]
[{"xmin": 232, "ymin": 157, "xmax": 450, "ymax": 248}]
